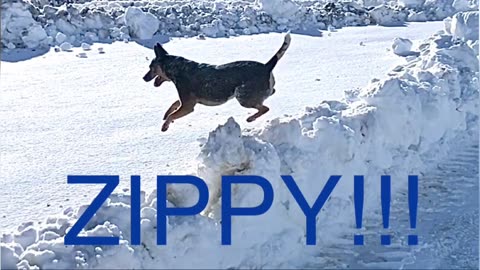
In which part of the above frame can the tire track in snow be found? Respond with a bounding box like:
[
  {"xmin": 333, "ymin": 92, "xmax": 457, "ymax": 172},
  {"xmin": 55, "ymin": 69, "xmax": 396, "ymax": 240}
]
[
  {"xmin": 405, "ymin": 140, "xmax": 479, "ymax": 269},
  {"xmin": 365, "ymin": 140, "xmax": 478, "ymax": 269},
  {"xmin": 306, "ymin": 137, "xmax": 478, "ymax": 269}
]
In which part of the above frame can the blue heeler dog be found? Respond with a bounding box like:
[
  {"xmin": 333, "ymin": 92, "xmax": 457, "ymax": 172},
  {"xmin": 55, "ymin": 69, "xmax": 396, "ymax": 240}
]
[{"xmin": 143, "ymin": 33, "xmax": 291, "ymax": 132}]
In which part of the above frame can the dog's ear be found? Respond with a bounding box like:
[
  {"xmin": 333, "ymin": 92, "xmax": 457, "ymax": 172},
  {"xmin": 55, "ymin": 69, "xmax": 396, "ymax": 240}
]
[{"xmin": 154, "ymin": 43, "xmax": 168, "ymax": 58}]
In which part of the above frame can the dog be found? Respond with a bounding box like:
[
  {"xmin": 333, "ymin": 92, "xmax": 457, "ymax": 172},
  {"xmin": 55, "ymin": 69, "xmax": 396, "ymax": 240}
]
[{"xmin": 143, "ymin": 32, "xmax": 291, "ymax": 132}]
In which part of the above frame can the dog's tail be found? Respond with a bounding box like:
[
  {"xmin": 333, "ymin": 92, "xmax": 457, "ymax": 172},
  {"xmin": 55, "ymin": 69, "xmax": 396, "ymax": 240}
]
[{"xmin": 265, "ymin": 32, "xmax": 291, "ymax": 71}]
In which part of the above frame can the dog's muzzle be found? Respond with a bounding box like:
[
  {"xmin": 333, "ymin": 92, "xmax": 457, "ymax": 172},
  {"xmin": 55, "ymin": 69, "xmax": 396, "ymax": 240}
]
[
  {"xmin": 154, "ymin": 76, "xmax": 166, "ymax": 87},
  {"xmin": 143, "ymin": 72, "xmax": 154, "ymax": 82}
]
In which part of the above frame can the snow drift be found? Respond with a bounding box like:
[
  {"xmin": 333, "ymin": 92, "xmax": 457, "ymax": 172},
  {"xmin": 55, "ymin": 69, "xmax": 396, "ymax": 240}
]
[
  {"xmin": 1, "ymin": 11, "xmax": 479, "ymax": 270},
  {"xmin": 445, "ymin": 10, "xmax": 479, "ymax": 41},
  {"xmin": 1, "ymin": 0, "xmax": 478, "ymax": 50},
  {"xmin": 1, "ymin": 1, "xmax": 49, "ymax": 49},
  {"xmin": 124, "ymin": 7, "xmax": 159, "ymax": 40}
]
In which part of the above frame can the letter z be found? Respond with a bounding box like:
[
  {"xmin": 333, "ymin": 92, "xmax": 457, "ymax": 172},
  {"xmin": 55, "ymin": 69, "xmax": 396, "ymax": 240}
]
[{"xmin": 64, "ymin": 175, "xmax": 119, "ymax": 245}]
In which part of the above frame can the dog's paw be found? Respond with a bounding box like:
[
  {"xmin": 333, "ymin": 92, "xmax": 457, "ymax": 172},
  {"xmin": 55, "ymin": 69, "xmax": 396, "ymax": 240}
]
[
  {"xmin": 246, "ymin": 116, "xmax": 256, "ymax": 122},
  {"xmin": 161, "ymin": 122, "xmax": 170, "ymax": 132}
]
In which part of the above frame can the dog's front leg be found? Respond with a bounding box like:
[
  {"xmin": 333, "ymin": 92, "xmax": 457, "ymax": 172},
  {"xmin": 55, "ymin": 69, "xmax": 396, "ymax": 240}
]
[
  {"xmin": 162, "ymin": 100, "xmax": 196, "ymax": 132},
  {"xmin": 163, "ymin": 100, "xmax": 180, "ymax": 120}
]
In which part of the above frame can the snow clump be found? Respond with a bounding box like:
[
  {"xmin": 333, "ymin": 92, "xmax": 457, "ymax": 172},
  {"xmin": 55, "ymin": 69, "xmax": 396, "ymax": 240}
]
[{"xmin": 392, "ymin": 37, "xmax": 415, "ymax": 56}]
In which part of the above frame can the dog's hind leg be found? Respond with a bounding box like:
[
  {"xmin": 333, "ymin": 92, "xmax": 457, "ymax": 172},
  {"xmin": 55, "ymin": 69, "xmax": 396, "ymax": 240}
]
[
  {"xmin": 235, "ymin": 78, "xmax": 272, "ymax": 122},
  {"xmin": 163, "ymin": 100, "xmax": 180, "ymax": 120},
  {"xmin": 237, "ymin": 97, "xmax": 270, "ymax": 122},
  {"xmin": 162, "ymin": 99, "xmax": 196, "ymax": 132},
  {"xmin": 246, "ymin": 105, "xmax": 270, "ymax": 122}
]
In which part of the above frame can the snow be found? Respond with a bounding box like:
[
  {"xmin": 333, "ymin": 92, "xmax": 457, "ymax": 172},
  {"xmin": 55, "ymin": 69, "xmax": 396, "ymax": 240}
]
[
  {"xmin": 392, "ymin": 37, "xmax": 414, "ymax": 56},
  {"xmin": 406, "ymin": 141, "xmax": 479, "ymax": 269},
  {"xmin": 59, "ymin": 41, "xmax": 72, "ymax": 51},
  {"xmin": 55, "ymin": 32, "xmax": 67, "ymax": 44},
  {"xmin": 0, "ymin": 22, "xmax": 446, "ymax": 231},
  {"xmin": 76, "ymin": 52, "xmax": 87, "ymax": 58},
  {"xmin": 21, "ymin": 24, "xmax": 48, "ymax": 49},
  {"xmin": 449, "ymin": 11, "xmax": 479, "ymax": 41},
  {"xmin": 1, "ymin": 1, "xmax": 49, "ymax": 49},
  {"xmin": 124, "ymin": 7, "xmax": 159, "ymax": 40},
  {"xmin": 1, "ymin": 13, "xmax": 478, "ymax": 268},
  {"xmin": 452, "ymin": 0, "xmax": 475, "ymax": 11},
  {"xmin": 1, "ymin": 0, "xmax": 478, "ymax": 50},
  {"xmin": 256, "ymin": 0, "xmax": 300, "ymax": 20},
  {"xmin": 398, "ymin": 0, "xmax": 425, "ymax": 7},
  {"xmin": 81, "ymin": 42, "xmax": 91, "ymax": 50},
  {"xmin": 370, "ymin": 5, "xmax": 408, "ymax": 26}
]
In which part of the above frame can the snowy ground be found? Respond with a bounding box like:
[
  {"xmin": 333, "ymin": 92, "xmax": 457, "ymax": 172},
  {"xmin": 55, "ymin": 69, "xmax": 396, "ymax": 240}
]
[
  {"xmin": 302, "ymin": 138, "xmax": 479, "ymax": 269},
  {"xmin": 1, "ymin": 6, "xmax": 479, "ymax": 268},
  {"xmin": 0, "ymin": 21, "xmax": 445, "ymax": 230}
]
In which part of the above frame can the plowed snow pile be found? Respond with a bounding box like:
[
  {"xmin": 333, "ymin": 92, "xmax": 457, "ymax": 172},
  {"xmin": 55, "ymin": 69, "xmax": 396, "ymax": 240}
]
[
  {"xmin": 1, "ymin": 12, "xmax": 478, "ymax": 269},
  {"xmin": 2, "ymin": 0, "xmax": 478, "ymax": 49}
]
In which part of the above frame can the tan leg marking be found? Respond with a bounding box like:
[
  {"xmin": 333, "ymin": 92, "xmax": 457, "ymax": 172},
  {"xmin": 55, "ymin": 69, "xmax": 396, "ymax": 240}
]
[
  {"xmin": 162, "ymin": 100, "xmax": 196, "ymax": 132},
  {"xmin": 246, "ymin": 105, "xmax": 270, "ymax": 122},
  {"xmin": 163, "ymin": 100, "xmax": 180, "ymax": 120}
]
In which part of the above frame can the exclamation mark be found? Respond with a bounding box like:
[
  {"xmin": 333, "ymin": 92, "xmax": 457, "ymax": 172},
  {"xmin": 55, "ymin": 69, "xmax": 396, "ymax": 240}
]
[
  {"xmin": 408, "ymin": 175, "xmax": 418, "ymax": 245},
  {"xmin": 381, "ymin": 175, "xmax": 391, "ymax": 245},
  {"xmin": 354, "ymin": 175, "xmax": 364, "ymax": 245}
]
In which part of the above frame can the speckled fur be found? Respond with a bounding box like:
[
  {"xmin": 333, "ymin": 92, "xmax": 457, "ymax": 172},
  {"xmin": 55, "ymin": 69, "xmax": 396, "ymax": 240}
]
[{"xmin": 143, "ymin": 33, "xmax": 291, "ymax": 131}]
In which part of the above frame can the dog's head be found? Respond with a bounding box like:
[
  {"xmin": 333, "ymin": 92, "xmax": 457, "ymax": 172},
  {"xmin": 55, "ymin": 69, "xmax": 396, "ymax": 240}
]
[{"xmin": 143, "ymin": 43, "xmax": 171, "ymax": 87}]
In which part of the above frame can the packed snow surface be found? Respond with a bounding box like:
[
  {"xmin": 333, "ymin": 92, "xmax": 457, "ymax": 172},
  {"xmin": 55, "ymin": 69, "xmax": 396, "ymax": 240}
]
[{"xmin": 1, "ymin": 12, "xmax": 478, "ymax": 269}]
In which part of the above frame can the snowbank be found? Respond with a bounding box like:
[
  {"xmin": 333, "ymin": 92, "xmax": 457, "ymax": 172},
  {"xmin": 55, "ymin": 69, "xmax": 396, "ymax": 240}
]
[
  {"xmin": 256, "ymin": 0, "xmax": 300, "ymax": 21},
  {"xmin": 447, "ymin": 11, "xmax": 479, "ymax": 40},
  {"xmin": 1, "ymin": 0, "xmax": 478, "ymax": 50},
  {"xmin": 1, "ymin": 15, "xmax": 478, "ymax": 269},
  {"xmin": 1, "ymin": 0, "xmax": 49, "ymax": 49},
  {"xmin": 124, "ymin": 7, "xmax": 159, "ymax": 40},
  {"xmin": 370, "ymin": 5, "xmax": 409, "ymax": 26}
]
